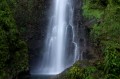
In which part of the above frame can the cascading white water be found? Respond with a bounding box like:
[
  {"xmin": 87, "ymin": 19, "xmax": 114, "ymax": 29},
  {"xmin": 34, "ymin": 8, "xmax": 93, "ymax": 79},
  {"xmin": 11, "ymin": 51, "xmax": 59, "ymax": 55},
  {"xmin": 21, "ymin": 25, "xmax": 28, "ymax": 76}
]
[{"xmin": 31, "ymin": 0, "xmax": 79, "ymax": 75}]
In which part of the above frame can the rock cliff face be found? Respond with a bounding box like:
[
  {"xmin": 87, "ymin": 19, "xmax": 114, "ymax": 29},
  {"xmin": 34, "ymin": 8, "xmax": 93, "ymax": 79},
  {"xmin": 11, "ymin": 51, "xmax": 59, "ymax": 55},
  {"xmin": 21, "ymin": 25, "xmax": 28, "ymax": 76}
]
[
  {"xmin": 13, "ymin": 0, "xmax": 51, "ymax": 70},
  {"xmin": 27, "ymin": 0, "xmax": 51, "ymax": 68},
  {"xmin": 73, "ymin": 0, "xmax": 88, "ymax": 60},
  {"xmin": 13, "ymin": 0, "xmax": 52, "ymax": 78},
  {"xmin": 74, "ymin": 0, "xmax": 97, "ymax": 60},
  {"xmin": 13, "ymin": 0, "xmax": 49, "ymax": 57}
]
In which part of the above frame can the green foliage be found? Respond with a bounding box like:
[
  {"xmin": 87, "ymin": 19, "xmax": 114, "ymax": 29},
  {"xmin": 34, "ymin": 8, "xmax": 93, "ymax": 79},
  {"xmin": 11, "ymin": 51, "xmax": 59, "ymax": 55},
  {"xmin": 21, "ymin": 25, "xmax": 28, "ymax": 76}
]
[
  {"xmin": 63, "ymin": 62, "xmax": 97, "ymax": 79},
  {"xmin": 66, "ymin": 66, "xmax": 82, "ymax": 79},
  {"xmin": 0, "ymin": 0, "xmax": 28, "ymax": 79},
  {"xmin": 64, "ymin": 0, "xmax": 120, "ymax": 79},
  {"xmin": 83, "ymin": 66, "xmax": 96, "ymax": 79},
  {"xmin": 82, "ymin": 0, "xmax": 120, "ymax": 79},
  {"xmin": 82, "ymin": 0, "xmax": 106, "ymax": 19}
]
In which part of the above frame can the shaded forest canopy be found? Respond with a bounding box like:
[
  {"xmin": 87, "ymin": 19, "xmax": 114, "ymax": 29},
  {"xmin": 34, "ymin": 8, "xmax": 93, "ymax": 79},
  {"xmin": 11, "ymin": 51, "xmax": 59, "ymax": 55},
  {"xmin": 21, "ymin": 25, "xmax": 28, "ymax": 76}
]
[
  {"xmin": 0, "ymin": 0, "xmax": 28, "ymax": 79},
  {"xmin": 0, "ymin": 0, "xmax": 120, "ymax": 79}
]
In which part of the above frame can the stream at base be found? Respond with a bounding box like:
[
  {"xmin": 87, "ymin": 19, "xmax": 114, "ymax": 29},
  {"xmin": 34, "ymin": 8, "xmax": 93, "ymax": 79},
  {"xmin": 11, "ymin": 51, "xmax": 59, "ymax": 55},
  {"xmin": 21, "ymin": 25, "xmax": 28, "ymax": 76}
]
[{"xmin": 31, "ymin": 75, "xmax": 58, "ymax": 79}]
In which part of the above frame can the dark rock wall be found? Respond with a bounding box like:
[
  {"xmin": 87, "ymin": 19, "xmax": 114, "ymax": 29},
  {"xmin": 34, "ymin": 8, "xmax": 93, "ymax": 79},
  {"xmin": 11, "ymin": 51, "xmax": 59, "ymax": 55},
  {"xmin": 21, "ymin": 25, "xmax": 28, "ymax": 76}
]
[
  {"xmin": 27, "ymin": 0, "xmax": 50, "ymax": 66},
  {"xmin": 13, "ymin": 0, "xmax": 52, "ymax": 73},
  {"xmin": 13, "ymin": 0, "xmax": 52, "ymax": 78},
  {"xmin": 73, "ymin": 0, "xmax": 97, "ymax": 60},
  {"xmin": 73, "ymin": 0, "xmax": 88, "ymax": 60}
]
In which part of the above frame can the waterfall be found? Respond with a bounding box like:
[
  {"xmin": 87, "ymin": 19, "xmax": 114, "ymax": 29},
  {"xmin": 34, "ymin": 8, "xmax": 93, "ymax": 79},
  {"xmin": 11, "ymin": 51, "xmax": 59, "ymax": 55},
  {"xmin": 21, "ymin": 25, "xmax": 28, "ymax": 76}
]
[{"xmin": 31, "ymin": 0, "xmax": 79, "ymax": 75}]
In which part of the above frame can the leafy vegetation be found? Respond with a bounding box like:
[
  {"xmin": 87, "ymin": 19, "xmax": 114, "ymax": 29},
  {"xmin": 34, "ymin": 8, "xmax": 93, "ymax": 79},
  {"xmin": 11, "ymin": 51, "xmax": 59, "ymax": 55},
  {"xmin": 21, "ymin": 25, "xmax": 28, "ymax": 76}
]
[
  {"xmin": 64, "ymin": 0, "xmax": 120, "ymax": 79},
  {"xmin": 62, "ymin": 62, "xmax": 97, "ymax": 79},
  {"xmin": 88, "ymin": 0, "xmax": 120, "ymax": 78},
  {"xmin": 0, "ymin": 0, "xmax": 28, "ymax": 79}
]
